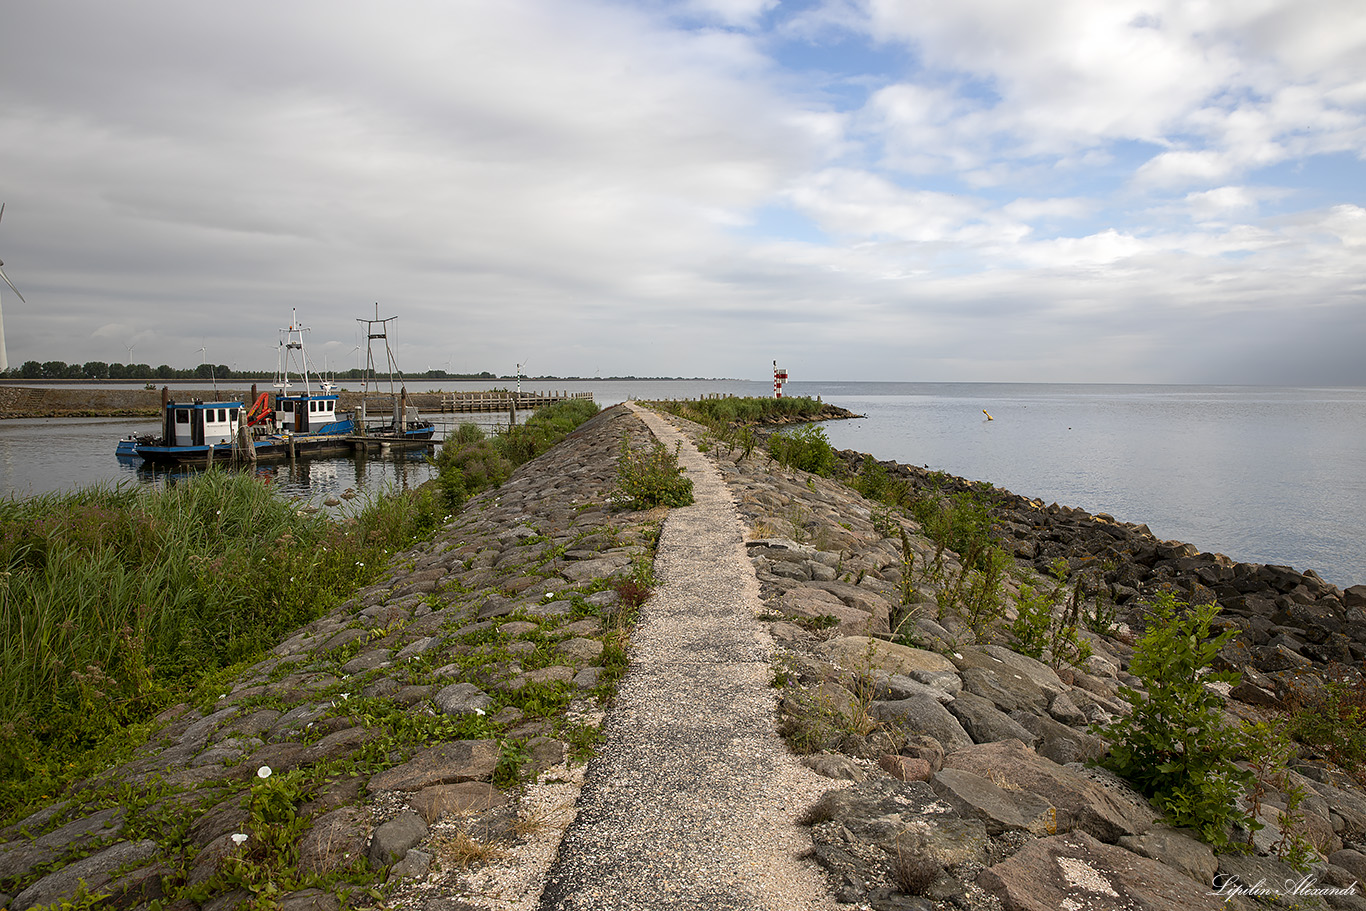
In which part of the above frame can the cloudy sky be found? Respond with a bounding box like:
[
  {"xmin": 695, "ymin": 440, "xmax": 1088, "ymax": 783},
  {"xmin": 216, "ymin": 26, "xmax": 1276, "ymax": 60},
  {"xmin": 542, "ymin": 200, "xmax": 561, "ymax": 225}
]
[{"xmin": 1, "ymin": 0, "xmax": 1363, "ymax": 383}]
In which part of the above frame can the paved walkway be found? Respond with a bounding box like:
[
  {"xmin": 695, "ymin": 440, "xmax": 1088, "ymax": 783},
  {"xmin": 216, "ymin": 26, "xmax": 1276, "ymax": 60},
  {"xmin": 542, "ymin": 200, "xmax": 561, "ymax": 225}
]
[{"xmin": 536, "ymin": 405, "xmax": 836, "ymax": 911}]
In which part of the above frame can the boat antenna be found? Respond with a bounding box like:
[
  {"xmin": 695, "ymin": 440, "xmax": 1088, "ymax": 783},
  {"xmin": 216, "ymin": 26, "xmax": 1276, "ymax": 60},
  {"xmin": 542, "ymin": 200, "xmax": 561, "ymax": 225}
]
[
  {"xmin": 199, "ymin": 344, "xmax": 219, "ymax": 397},
  {"xmin": 0, "ymin": 203, "xmax": 26, "ymax": 374}
]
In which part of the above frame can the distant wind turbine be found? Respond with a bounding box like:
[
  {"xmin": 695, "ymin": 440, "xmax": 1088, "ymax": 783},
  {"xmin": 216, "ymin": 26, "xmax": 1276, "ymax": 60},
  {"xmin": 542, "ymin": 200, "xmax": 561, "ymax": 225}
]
[{"xmin": 0, "ymin": 203, "xmax": 28, "ymax": 374}]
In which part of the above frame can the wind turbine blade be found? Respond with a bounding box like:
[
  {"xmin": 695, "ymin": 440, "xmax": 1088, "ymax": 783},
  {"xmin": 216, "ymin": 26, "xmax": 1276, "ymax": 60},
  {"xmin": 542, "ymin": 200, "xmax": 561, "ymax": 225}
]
[
  {"xmin": 0, "ymin": 202, "xmax": 5, "ymax": 223},
  {"xmin": 0, "ymin": 266, "xmax": 24, "ymax": 303}
]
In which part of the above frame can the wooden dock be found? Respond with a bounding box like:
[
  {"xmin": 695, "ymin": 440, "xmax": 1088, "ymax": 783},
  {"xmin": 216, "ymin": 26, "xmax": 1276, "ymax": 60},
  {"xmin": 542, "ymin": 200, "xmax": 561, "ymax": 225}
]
[{"xmin": 437, "ymin": 390, "xmax": 594, "ymax": 413}]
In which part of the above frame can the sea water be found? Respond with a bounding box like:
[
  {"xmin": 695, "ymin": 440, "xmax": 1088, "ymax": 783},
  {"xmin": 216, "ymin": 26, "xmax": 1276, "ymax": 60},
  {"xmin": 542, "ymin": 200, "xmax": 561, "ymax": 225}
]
[
  {"xmin": 791, "ymin": 383, "xmax": 1366, "ymax": 589},
  {"xmin": 0, "ymin": 382, "xmax": 1361, "ymax": 587}
]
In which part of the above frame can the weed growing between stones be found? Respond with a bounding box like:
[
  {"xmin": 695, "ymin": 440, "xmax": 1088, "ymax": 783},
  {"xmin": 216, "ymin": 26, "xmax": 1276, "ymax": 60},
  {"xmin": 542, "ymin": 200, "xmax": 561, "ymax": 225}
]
[
  {"xmin": 611, "ymin": 439, "xmax": 694, "ymax": 508},
  {"xmin": 494, "ymin": 739, "xmax": 533, "ymax": 788},
  {"xmin": 852, "ymin": 458, "xmax": 912, "ymax": 509},
  {"xmin": 433, "ymin": 828, "xmax": 509, "ymax": 870},
  {"xmin": 1242, "ymin": 718, "xmax": 1318, "ymax": 870},
  {"xmin": 1284, "ymin": 679, "xmax": 1366, "ymax": 783},
  {"xmin": 1008, "ymin": 580, "xmax": 1092, "ymax": 670},
  {"xmin": 933, "ymin": 545, "xmax": 1011, "ymax": 641},
  {"xmin": 892, "ymin": 834, "xmax": 942, "ymax": 896}
]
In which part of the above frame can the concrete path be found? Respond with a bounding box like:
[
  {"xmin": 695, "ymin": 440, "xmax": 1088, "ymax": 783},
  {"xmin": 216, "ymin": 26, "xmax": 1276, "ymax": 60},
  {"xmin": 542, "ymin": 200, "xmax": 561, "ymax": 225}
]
[{"xmin": 536, "ymin": 405, "xmax": 836, "ymax": 911}]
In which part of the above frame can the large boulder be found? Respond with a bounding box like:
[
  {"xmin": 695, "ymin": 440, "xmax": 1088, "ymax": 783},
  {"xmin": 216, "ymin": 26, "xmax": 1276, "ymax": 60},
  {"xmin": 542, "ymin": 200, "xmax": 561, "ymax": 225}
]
[
  {"xmin": 943, "ymin": 739, "xmax": 1155, "ymax": 842},
  {"xmin": 978, "ymin": 830, "xmax": 1227, "ymax": 911},
  {"xmin": 872, "ymin": 696, "xmax": 974, "ymax": 753},
  {"xmin": 959, "ymin": 666, "xmax": 1050, "ymax": 714},
  {"xmin": 806, "ymin": 778, "xmax": 989, "ymax": 874},
  {"xmin": 1116, "ymin": 825, "xmax": 1218, "ymax": 886},
  {"xmin": 930, "ymin": 768, "xmax": 1057, "ymax": 835},
  {"xmin": 775, "ymin": 588, "xmax": 878, "ymax": 636},
  {"xmin": 947, "ymin": 692, "xmax": 1039, "ymax": 746},
  {"xmin": 815, "ymin": 637, "xmax": 959, "ymax": 687},
  {"xmin": 1008, "ymin": 709, "xmax": 1107, "ymax": 765},
  {"xmin": 367, "ymin": 740, "xmax": 499, "ymax": 791}
]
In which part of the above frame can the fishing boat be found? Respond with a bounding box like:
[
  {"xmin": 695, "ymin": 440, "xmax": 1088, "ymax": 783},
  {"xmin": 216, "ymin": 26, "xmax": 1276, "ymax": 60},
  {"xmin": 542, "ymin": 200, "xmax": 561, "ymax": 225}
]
[{"xmin": 117, "ymin": 311, "xmax": 359, "ymax": 466}]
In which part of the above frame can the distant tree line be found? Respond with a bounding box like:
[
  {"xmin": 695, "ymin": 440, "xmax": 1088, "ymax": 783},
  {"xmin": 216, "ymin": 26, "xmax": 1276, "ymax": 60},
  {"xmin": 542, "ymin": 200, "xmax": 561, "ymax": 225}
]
[{"xmin": 0, "ymin": 361, "xmax": 500, "ymax": 381}]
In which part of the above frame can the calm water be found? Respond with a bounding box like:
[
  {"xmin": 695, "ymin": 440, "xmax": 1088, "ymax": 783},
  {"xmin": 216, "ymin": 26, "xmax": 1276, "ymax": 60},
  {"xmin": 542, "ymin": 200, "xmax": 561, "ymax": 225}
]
[
  {"xmin": 1, "ymin": 381, "xmax": 1362, "ymax": 587},
  {"xmin": 794, "ymin": 383, "xmax": 1366, "ymax": 590}
]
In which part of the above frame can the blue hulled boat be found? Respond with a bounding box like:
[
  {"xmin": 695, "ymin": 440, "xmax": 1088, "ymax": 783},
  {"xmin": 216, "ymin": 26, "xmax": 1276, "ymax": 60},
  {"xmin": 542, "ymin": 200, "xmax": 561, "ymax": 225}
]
[{"xmin": 117, "ymin": 311, "xmax": 360, "ymax": 466}]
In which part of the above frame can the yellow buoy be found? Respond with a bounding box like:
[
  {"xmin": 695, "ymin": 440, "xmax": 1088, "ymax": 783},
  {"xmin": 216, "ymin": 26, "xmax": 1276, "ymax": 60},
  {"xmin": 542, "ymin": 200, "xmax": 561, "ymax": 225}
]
[{"xmin": 983, "ymin": 410, "xmax": 994, "ymax": 421}]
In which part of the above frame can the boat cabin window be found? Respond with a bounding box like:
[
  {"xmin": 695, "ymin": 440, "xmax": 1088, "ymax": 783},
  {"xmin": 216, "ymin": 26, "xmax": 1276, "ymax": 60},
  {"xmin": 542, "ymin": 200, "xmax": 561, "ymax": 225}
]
[
  {"xmin": 310, "ymin": 401, "xmax": 317, "ymax": 412},
  {"xmin": 324, "ymin": 401, "xmax": 333, "ymax": 413},
  {"xmin": 175, "ymin": 409, "xmax": 189, "ymax": 424},
  {"xmin": 283, "ymin": 400, "xmax": 294, "ymax": 413},
  {"xmin": 217, "ymin": 408, "xmax": 228, "ymax": 422}
]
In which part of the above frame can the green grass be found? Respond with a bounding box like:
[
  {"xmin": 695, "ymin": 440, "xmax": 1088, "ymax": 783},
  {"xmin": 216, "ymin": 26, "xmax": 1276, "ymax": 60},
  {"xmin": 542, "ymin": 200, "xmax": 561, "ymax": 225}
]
[
  {"xmin": 646, "ymin": 395, "xmax": 828, "ymax": 427},
  {"xmin": 0, "ymin": 470, "xmax": 447, "ymax": 816}
]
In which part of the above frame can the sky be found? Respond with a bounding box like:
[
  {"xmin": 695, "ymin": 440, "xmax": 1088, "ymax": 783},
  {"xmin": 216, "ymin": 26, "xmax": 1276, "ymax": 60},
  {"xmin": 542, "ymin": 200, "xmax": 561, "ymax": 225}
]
[{"xmin": 1, "ymin": 0, "xmax": 1364, "ymax": 383}]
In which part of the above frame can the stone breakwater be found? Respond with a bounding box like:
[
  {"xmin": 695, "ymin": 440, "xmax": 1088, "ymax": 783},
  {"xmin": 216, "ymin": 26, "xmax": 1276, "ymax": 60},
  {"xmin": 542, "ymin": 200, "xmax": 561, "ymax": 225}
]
[
  {"xmin": 0, "ymin": 405, "xmax": 665, "ymax": 911},
  {"xmin": 5, "ymin": 402, "xmax": 1366, "ymax": 911},
  {"xmin": 667, "ymin": 414, "xmax": 1366, "ymax": 911},
  {"xmin": 831, "ymin": 450, "xmax": 1366, "ymax": 701}
]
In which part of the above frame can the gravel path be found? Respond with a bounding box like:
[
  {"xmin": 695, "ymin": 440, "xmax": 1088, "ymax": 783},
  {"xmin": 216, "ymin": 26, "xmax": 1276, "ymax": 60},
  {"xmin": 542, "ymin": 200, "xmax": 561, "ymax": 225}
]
[{"xmin": 536, "ymin": 404, "xmax": 839, "ymax": 911}]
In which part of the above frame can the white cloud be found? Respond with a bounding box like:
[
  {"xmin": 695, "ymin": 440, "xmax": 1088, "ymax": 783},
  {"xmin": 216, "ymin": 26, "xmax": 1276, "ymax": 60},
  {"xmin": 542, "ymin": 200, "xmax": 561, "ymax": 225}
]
[{"xmin": 1, "ymin": 0, "xmax": 1364, "ymax": 383}]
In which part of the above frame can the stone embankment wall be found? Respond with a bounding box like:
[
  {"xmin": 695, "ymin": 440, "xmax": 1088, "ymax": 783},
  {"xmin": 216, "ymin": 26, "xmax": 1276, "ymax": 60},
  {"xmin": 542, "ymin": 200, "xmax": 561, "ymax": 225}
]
[
  {"xmin": 6, "ymin": 403, "xmax": 1366, "ymax": 911},
  {"xmin": 663, "ymin": 412, "xmax": 1366, "ymax": 911},
  {"xmin": 0, "ymin": 405, "xmax": 664, "ymax": 911}
]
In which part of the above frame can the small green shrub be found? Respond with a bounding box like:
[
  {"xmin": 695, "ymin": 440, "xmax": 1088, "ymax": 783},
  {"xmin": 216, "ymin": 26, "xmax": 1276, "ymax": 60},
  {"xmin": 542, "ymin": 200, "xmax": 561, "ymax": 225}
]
[
  {"xmin": 767, "ymin": 425, "xmax": 836, "ymax": 476},
  {"xmin": 1010, "ymin": 583, "xmax": 1056, "ymax": 658},
  {"xmin": 1096, "ymin": 593, "xmax": 1255, "ymax": 852},
  {"xmin": 614, "ymin": 440, "xmax": 694, "ymax": 509}
]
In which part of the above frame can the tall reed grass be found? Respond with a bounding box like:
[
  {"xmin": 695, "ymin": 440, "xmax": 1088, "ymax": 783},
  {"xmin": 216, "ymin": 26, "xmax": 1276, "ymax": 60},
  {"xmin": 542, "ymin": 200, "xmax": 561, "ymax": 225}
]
[{"xmin": 0, "ymin": 470, "xmax": 445, "ymax": 813}]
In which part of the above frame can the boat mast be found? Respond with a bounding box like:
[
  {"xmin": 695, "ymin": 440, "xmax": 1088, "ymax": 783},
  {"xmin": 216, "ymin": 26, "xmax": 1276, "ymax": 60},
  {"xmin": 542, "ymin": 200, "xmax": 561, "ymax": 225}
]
[
  {"xmin": 358, "ymin": 302, "xmax": 406, "ymax": 421},
  {"xmin": 275, "ymin": 308, "xmax": 315, "ymax": 397}
]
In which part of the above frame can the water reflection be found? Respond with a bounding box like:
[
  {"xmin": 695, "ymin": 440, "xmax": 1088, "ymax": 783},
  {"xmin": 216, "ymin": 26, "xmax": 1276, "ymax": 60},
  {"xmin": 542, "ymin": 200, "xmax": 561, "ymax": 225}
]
[{"xmin": 117, "ymin": 446, "xmax": 439, "ymax": 511}]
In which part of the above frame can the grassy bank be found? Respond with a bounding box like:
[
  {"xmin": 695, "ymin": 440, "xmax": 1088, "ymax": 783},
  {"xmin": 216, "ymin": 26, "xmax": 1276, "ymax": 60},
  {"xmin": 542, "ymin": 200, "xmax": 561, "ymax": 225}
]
[
  {"xmin": 431, "ymin": 398, "xmax": 601, "ymax": 508},
  {"xmin": 644, "ymin": 394, "xmax": 833, "ymax": 427},
  {"xmin": 0, "ymin": 400, "xmax": 606, "ymax": 819},
  {"xmin": 0, "ymin": 472, "xmax": 448, "ymax": 817}
]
